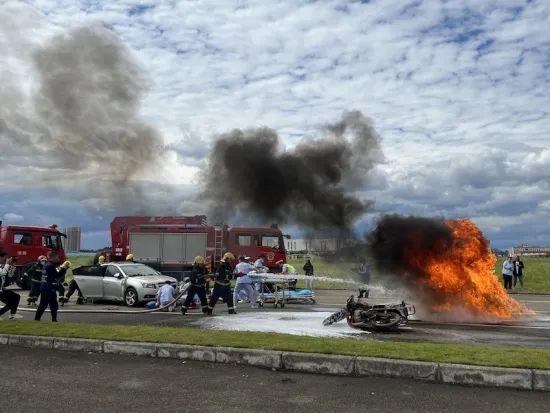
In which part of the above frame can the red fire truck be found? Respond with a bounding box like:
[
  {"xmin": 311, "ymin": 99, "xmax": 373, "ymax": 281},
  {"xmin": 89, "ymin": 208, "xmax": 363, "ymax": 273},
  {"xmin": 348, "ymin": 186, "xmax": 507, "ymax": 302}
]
[
  {"xmin": 99, "ymin": 216, "xmax": 288, "ymax": 279},
  {"xmin": 0, "ymin": 221, "xmax": 67, "ymax": 289}
]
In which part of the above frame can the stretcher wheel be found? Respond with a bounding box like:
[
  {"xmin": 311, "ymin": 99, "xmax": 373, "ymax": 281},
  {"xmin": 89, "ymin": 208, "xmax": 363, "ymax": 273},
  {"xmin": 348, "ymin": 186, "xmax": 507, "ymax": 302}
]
[
  {"xmin": 273, "ymin": 302, "xmax": 278, "ymax": 308},
  {"xmin": 280, "ymin": 302, "xmax": 285, "ymax": 308},
  {"xmin": 258, "ymin": 302, "xmax": 264, "ymax": 308}
]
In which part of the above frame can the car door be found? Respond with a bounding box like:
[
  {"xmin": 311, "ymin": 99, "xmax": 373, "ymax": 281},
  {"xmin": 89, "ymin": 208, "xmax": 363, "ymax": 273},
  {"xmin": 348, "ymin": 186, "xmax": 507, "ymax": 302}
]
[
  {"xmin": 72, "ymin": 265, "xmax": 106, "ymax": 299},
  {"xmin": 102, "ymin": 265, "xmax": 125, "ymax": 301}
]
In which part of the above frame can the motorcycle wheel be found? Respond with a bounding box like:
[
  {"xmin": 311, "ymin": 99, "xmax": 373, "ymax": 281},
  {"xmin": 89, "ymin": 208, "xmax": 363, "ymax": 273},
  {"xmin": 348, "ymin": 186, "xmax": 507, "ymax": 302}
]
[
  {"xmin": 371, "ymin": 311, "xmax": 403, "ymax": 330},
  {"xmin": 322, "ymin": 309, "xmax": 348, "ymax": 326}
]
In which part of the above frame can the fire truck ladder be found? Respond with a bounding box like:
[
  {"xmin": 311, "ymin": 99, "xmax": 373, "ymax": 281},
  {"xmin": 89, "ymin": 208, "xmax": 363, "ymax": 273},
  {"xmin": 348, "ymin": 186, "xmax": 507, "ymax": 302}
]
[{"xmin": 214, "ymin": 227, "xmax": 224, "ymax": 263}]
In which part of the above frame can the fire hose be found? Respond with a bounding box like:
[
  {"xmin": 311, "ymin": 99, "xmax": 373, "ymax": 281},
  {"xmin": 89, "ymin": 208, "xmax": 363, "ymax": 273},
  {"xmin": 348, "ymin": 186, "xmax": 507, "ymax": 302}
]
[{"xmin": 16, "ymin": 282, "xmax": 192, "ymax": 314}]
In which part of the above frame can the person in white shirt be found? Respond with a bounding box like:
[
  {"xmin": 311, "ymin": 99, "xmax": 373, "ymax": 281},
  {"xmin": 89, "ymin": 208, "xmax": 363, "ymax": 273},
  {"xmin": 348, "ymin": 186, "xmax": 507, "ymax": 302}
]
[
  {"xmin": 254, "ymin": 255, "xmax": 268, "ymax": 272},
  {"xmin": 233, "ymin": 256, "xmax": 257, "ymax": 308},
  {"xmin": 0, "ymin": 252, "xmax": 21, "ymax": 320},
  {"xmin": 156, "ymin": 281, "xmax": 176, "ymax": 312},
  {"xmin": 502, "ymin": 256, "xmax": 514, "ymax": 290}
]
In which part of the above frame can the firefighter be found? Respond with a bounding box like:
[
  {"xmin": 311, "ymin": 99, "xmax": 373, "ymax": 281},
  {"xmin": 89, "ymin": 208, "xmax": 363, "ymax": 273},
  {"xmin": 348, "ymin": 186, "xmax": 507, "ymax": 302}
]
[
  {"xmin": 206, "ymin": 252, "xmax": 236, "ymax": 315},
  {"xmin": 35, "ymin": 251, "xmax": 63, "ymax": 322},
  {"xmin": 56, "ymin": 261, "xmax": 72, "ymax": 306},
  {"xmin": 181, "ymin": 256, "xmax": 209, "ymax": 315},
  {"xmin": 27, "ymin": 255, "xmax": 47, "ymax": 305},
  {"xmin": 126, "ymin": 254, "xmax": 134, "ymax": 262}
]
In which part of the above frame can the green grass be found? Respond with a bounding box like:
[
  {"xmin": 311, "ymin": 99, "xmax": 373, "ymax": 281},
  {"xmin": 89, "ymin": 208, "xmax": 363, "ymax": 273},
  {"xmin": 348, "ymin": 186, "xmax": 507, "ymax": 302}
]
[
  {"xmin": 2, "ymin": 320, "xmax": 550, "ymax": 370},
  {"xmin": 65, "ymin": 255, "xmax": 93, "ymax": 282},
  {"xmin": 495, "ymin": 256, "xmax": 550, "ymax": 293},
  {"xmin": 287, "ymin": 256, "xmax": 357, "ymax": 289}
]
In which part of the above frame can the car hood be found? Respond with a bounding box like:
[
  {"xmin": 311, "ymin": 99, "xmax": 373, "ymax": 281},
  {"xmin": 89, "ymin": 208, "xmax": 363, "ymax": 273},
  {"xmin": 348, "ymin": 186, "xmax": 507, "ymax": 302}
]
[{"xmin": 129, "ymin": 275, "xmax": 177, "ymax": 285}]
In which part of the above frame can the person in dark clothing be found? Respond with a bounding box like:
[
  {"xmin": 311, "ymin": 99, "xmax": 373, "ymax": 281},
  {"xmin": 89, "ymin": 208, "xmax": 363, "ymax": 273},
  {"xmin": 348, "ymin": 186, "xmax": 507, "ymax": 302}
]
[
  {"xmin": 206, "ymin": 252, "xmax": 236, "ymax": 315},
  {"xmin": 35, "ymin": 251, "xmax": 62, "ymax": 322},
  {"xmin": 63, "ymin": 279, "xmax": 84, "ymax": 304},
  {"xmin": 0, "ymin": 253, "xmax": 21, "ymax": 320},
  {"xmin": 27, "ymin": 255, "xmax": 47, "ymax": 305},
  {"xmin": 303, "ymin": 259, "xmax": 314, "ymax": 290},
  {"xmin": 181, "ymin": 256, "xmax": 209, "ymax": 315},
  {"xmin": 513, "ymin": 256, "xmax": 525, "ymax": 288}
]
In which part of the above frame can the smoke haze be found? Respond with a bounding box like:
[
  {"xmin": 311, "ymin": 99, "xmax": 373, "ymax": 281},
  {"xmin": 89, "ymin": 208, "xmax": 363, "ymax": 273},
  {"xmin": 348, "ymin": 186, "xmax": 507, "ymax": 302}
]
[
  {"xmin": 0, "ymin": 25, "xmax": 165, "ymax": 213},
  {"xmin": 201, "ymin": 110, "xmax": 382, "ymax": 233}
]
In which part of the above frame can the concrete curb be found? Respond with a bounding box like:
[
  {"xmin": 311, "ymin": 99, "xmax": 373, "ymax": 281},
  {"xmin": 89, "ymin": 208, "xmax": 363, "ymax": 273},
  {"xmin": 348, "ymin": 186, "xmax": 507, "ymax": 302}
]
[{"xmin": 1, "ymin": 333, "xmax": 548, "ymax": 392}]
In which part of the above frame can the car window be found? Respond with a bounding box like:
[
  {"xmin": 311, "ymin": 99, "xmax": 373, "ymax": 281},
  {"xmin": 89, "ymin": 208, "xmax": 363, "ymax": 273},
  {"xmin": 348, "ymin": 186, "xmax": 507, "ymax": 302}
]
[
  {"xmin": 104, "ymin": 266, "xmax": 120, "ymax": 278},
  {"xmin": 122, "ymin": 264, "xmax": 160, "ymax": 277},
  {"xmin": 14, "ymin": 233, "xmax": 33, "ymax": 245}
]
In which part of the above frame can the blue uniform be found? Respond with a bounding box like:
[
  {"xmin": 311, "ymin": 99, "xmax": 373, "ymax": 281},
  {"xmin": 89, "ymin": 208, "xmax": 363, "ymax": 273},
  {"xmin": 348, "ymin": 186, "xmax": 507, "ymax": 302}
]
[{"xmin": 35, "ymin": 262, "xmax": 61, "ymax": 321}]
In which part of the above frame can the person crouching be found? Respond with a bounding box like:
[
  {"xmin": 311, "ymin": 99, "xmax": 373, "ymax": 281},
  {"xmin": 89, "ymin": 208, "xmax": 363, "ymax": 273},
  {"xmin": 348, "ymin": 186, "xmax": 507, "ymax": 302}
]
[
  {"xmin": 157, "ymin": 280, "xmax": 176, "ymax": 312},
  {"xmin": 206, "ymin": 252, "xmax": 236, "ymax": 315}
]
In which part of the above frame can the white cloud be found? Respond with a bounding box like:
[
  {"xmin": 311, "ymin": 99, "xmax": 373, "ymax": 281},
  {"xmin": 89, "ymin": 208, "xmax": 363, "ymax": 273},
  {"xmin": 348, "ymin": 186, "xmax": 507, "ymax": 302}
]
[
  {"xmin": 1, "ymin": 1, "xmax": 550, "ymax": 248},
  {"xmin": 2, "ymin": 212, "xmax": 24, "ymax": 222}
]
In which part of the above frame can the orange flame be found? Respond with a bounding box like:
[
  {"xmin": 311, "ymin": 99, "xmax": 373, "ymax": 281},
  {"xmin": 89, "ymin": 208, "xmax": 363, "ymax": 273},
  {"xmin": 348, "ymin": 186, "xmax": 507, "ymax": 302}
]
[{"xmin": 404, "ymin": 219, "xmax": 529, "ymax": 320}]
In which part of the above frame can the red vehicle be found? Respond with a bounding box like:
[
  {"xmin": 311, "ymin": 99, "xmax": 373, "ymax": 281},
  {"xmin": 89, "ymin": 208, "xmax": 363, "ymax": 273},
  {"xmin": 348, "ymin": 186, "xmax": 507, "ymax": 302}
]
[
  {"xmin": 0, "ymin": 221, "xmax": 67, "ymax": 289},
  {"xmin": 99, "ymin": 216, "xmax": 287, "ymax": 278}
]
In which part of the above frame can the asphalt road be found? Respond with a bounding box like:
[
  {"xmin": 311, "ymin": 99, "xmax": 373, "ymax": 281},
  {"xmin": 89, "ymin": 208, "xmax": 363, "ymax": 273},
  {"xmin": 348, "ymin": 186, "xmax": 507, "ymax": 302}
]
[
  {"xmin": 9, "ymin": 288, "xmax": 550, "ymax": 347},
  {"xmin": 2, "ymin": 346, "xmax": 549, "ymax": 413}
]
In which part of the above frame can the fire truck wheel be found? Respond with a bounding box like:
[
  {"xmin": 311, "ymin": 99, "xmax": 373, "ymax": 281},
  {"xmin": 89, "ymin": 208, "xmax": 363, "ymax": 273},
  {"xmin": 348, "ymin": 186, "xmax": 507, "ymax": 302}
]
[{"xmin": 124, "ymin": 288, "xmax": 138, "ymax": 307}]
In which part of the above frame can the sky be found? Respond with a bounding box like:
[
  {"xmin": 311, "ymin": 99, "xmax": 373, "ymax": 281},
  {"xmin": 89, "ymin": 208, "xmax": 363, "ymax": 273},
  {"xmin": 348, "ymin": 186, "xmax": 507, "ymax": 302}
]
[{"xmin": 1, "ymin": 0, "xmax": 549, "ymax": 249}]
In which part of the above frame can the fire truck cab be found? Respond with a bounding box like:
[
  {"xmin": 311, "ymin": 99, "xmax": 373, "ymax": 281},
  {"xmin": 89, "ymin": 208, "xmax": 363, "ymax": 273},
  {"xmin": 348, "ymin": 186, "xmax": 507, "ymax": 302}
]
[
  {"xmin": 102, "ymin": 216, "xmax": 287, "ymax": 280},
  {"xmin": 0, "ymin": 222, "xmax": 67, "ymax": 289}
]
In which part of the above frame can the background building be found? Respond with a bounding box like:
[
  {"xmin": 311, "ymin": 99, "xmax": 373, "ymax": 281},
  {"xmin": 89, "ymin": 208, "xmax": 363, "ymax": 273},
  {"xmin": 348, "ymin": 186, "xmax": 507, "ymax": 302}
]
[
  {"xmin": 508, "ymin": 244, "xmax": 550, "ymax": 256},
  {"xmin": 286, "ymin": 238, "xmax": 352, "ymax": 254},
  {"xmin": 63, "ymin": 227, "xmax": 81, "ymax": 253}
]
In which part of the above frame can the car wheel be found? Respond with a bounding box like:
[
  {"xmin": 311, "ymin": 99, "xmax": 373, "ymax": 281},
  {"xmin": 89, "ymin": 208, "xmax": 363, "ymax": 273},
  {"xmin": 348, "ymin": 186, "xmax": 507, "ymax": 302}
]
[{"xmin": 124, "ymin": 288, "xmax": 138, "ymax": 307}]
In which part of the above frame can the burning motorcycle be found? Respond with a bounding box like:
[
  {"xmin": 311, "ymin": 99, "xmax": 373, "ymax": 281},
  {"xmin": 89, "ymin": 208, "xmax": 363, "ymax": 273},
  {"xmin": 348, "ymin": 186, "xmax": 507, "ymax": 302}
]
[{"xmin": 323, "ymin": 289, "xmax": 415, "ymax": 331}]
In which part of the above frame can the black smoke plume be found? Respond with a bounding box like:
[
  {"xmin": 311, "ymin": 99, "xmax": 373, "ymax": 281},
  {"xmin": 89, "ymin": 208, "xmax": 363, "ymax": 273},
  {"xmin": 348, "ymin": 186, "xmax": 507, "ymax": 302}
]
[
  {"xmin": 369, "ymin": 215, "xmax": 453, "ymax": 275},
  {"xmin": 368, "ymin": 214, "xmax": 455, "ymax": 311},
  {"xmin": 201, "ymin": 111, "xmax": 382, "ymax": 233}
]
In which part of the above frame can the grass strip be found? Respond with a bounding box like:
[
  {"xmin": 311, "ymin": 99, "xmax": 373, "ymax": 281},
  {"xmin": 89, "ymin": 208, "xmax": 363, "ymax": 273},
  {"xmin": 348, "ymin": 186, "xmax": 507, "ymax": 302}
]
[{"xmin": 2, "ymin": 320, "xmax": 550, "ymax": 370}]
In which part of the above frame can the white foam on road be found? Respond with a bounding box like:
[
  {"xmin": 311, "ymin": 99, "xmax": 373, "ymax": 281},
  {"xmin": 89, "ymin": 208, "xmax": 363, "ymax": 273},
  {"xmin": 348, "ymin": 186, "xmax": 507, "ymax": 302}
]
[{"xmin": 192, "ymin": 311, "xmax": 367, "ymax": 337}]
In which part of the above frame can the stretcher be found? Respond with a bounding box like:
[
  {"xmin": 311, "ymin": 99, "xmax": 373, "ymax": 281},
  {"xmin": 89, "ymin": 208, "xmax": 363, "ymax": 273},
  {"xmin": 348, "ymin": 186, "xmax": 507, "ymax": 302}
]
[{"xmin": 248, "ymin": 273, "xmax": 316, "ymax": 308}]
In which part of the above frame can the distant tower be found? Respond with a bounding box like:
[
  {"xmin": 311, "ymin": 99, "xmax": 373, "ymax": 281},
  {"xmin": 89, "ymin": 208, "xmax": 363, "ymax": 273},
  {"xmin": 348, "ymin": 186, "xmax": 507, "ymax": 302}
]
[{"xmin": 63, "ymin": 227, "xmax": 81, "ymax": 253}]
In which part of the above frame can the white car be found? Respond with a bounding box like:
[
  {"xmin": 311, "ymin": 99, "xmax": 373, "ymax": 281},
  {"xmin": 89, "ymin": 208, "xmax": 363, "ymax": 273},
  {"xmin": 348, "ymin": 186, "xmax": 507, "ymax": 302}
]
[{"xmin": 73, "ymin": 262, "xmax": 177, "ymax": 306}]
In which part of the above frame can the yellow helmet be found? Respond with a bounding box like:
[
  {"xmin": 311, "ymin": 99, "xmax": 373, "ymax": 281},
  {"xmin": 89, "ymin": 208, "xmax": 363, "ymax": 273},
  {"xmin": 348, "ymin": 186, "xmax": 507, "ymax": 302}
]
[
  {"xmin": 126, "ymin": 254, "xmax": 134, "ymax": 261},
  {"xmin": 222, "ymin": 252, "xmax": 235, "ymax": 261},
  {"xmin": 61, "ymin": 260, "xmax": 72, "ymax": 269},
  {"xmin": 98, "ymin": 255, "xmax": 105, "ymax": 264},
  {"xmin": 194, "ymin": 256, "xmax": 205, "ymax": 265}
]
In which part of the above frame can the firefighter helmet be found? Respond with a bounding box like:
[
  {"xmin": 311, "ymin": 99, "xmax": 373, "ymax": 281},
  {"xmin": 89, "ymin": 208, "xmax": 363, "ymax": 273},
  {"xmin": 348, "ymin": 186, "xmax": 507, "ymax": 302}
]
[
  {"xmin": 194, "ymin": 256, "xmax": 205, "ymax": 265},
  {"xmin": 222, "ymin": 252, "xmax": 235, "ymax": 261},
  {"xmin": 38, "ymin": 255, "xmax": 47, "ymax": 262},
  {"xmin": 60, "ymin": 260, "xmax": 72, "ymax": 269},
  {"xmin": 126, "ymin": 254, "xmax": 134, "ymax": 261},
  {"xmin": 98, "ymin": 255, "xmax": 105, "ymax": 264}
]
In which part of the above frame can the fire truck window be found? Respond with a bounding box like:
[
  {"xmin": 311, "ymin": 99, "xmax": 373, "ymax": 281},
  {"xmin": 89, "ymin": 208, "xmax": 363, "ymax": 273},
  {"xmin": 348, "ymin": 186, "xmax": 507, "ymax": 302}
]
[
  {"xmin": 14, "ymin": 233, "xmax": 33, "ymax": 245},
  {"xmin": 261, "ymin": 236, "xmax": 280, "ymax": 248},
  {"xmin": 42, "ymin": 235, "xmax": 60, "ymax": 250},
  {"xmin": 237, "ymin": 235, "xmax": 252, "ymax": 246}
]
